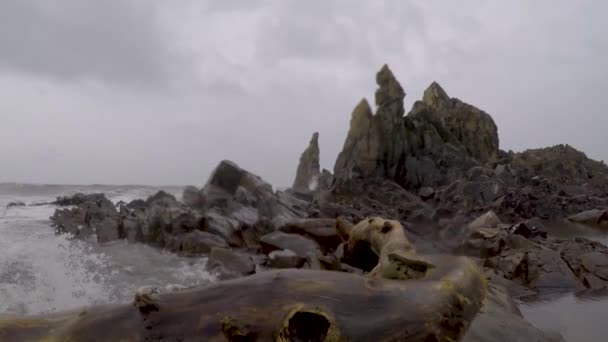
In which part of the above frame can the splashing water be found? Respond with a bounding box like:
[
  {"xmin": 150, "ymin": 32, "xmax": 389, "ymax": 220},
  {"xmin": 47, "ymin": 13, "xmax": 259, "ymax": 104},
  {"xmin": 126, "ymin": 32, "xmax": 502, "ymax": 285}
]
[{"xmin": 0, "ymin": 186, "xmax": 215, "ymax": 316}]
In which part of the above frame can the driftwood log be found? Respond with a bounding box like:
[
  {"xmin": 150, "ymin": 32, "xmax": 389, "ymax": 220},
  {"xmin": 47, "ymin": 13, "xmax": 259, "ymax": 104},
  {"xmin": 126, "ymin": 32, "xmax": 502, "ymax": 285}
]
[{"xmin": 0, "ymin": 254, "xmax": 486, "ymax": 342}]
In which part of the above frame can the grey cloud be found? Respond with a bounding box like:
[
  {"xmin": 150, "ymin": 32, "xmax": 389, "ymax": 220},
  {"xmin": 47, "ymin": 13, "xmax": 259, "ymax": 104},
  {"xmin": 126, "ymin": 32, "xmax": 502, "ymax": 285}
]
[
  {"xmin": 0, "ymin": 1, "xmax": 606, "ymax": 186},
  {"xmin": 0, "ymin": 0, "xmax": 174, "ymax": 86}
]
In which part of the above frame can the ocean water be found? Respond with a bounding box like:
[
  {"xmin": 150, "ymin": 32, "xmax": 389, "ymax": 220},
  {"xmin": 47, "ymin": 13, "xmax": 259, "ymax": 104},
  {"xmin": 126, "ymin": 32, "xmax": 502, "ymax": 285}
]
[{"xmin": 0, "ymin": 184, "xmax": 215, "ymax": 316}]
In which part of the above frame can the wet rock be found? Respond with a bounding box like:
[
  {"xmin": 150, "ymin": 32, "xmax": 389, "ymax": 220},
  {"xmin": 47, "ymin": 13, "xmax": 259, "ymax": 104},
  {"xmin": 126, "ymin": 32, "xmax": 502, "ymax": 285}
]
[
  {"xmin": 50, "ymin": 207, "xmax": 89, "ymax": 237},
  {"xmin": 0, "ymin": 266, "xmax": 487, "ymax": 342},
  {"xmin": 469, "ymin": 211, "xmax": 502, "ymax": 229},
  {"xmin": 317, "ymin": 254, "xmax": 342, "ymax": 271},
  {"xmin": 206, "ymin": 247, "xmax": 255, "ymax": 280},
  {"xmin": 53, "ymin": 193, "xmax": 108, "ymax": 206},
  {"xmin": 268, "ymin": 249, "xmax": 306, "ymax": 269},
  {"xmin": 94, "ymin": 216, "xmax": 121, "ymax": 243},
  {"xmin": 567, "ymin": 209, "xmax": 608, "ymax": 226},
  {"xmin": 259, "ymin": 231, "xmax": 321, "ymax": 258},
  {"xmin": 418, "ymin": 187, "xmax": 435, "ymax": 200},
  {"xmin": 463, "ymin": 285, "xmax": 566, "ymax": 342},
  {"xmin": 279, "ymin": 218, "xmax": 341, "ymax": 252},
  {"xmin": 145, "ymin": 191, "xmax": 180, "ymax": 208},
  {"xmin": 182, "ymin": 186, "xmax": 204, "ymax": 209},
  {"xmin": 509, "ymin": 222, "xmax": 547, "ymax": 239},
  {"xmin": 304, "ymin": 252, "xmax": 322, "ymax": 270},
  {"xmin": 51, "ymin": 194, "xmax": 120, "ymax": 243},
  {"xmin": 6, "ymin": 201, "xmax": 25, "ymax": 208},
  {"xmin": 203, "ymin": 211, "xmax": 241, "ymax": 246},
  {"xmin": 172, "ymin": 230, "xmax": 229, "ymax": 254},
  {"xmin": 126, "ymin": 199, "xmax": 147, "ymax": 210},
  {"xmin": 318, "ymin": 169, "xmax": 334, "ymax": 191},
  {"xmin": 461, "ymin": 227, "xmax": 507, "ymax": 258},
  {"xmin": 560, "ymin": 238, "xmax": 608, "ymax": 289},
  {"xmin": 486, "ymin": 245, "xmax": 582, "ymax": 291},
  {"xmin": 168, "ymin": 211, "xmax": 200, "ymax": 235},
  {"xmin": 340, "ymin": 263, "xmax": 365, "ymax": 275},
  {"xmin": 122, "ymin": 217, "xmax": 143, "ymax": 243},
  {"xmin": 292, "ymin": 132, "xmax": 321, "ymax": 193}
]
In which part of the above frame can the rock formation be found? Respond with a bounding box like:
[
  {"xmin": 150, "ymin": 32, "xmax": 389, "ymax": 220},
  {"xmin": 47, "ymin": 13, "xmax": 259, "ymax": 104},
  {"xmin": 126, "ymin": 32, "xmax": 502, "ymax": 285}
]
[
  {"xmin": 334, "ymin": 65, "xmax": 500, "ymax": 192},
  {"xmin": 419, "ymin": 81, "xmax": 499, "ymax": 163},
  {"xmin": 38, "ymin": 64, "xmax": 608, "ymax": 341},
  {"xmin": 292, "ymin": 132, "xmax": 321, "ymax": 193},
  {"xmin": 333, "ymin": 65, "xmax": 408, "ymax": 187}
]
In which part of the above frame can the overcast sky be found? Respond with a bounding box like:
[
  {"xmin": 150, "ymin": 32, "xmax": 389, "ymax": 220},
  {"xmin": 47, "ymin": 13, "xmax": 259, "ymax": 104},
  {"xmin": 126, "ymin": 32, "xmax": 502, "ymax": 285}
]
[{"xmin": 0, "ymin": 0, "xmax": 606, "ymax": 186}]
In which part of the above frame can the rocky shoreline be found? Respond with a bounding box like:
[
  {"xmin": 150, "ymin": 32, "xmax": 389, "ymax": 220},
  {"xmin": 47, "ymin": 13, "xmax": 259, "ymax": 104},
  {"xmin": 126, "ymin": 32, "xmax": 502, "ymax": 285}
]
[{"xmin": 3, "ymin": 65, "xmax": 608, "ymax": 341}]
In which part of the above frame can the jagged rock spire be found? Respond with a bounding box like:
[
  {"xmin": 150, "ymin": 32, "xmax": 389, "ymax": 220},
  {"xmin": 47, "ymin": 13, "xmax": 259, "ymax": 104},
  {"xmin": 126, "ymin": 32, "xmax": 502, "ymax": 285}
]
[
  {"xmin": 292, "ymin": 132, "xmax": 321, "ymax": 192},
  {"xmin": 423, "ymin": 81, "xmax": 450, "ymax": 108},
  {"xmin": 334, "ymin": 64, "xmax": 409, "ymax": 187},
  {"xmin": 333, "ymin": 98, "xmax": 379, "ymax": 180}
]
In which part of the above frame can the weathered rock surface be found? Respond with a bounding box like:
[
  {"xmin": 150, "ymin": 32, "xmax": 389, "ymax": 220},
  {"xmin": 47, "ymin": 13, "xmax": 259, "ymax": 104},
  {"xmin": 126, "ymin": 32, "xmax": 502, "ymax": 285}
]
[
  {"xmin": 52, "ymin": 192, "xmax": 108, "ymax": 206},
  {"xmin": 511, "ymin": 144, "xmax": 608, "ymax": 193},
  {"xmin": 292, "ymin": 132, "xmax": 321, "ymax": 193},
  {"xmin": 50, "ymin": 193, "xmax": 120, "ymax": 243},
  {"xmin": 0, "ymin": 264, "xmax": 487, "ymax": 342},
  {"xmin": 463, "ymin": 285, "xmax": 566, "ymax": 342},
  {"xmin": 278, "ymin": 218, "xmax": 341, "ymax": 252},
  {"xmin": 260, "ymin": 231, "xmax": 321, "ymax": 258},
  {"xmin": 419, "ymin": 82, "xmax": 499, "ymax": 164},
  {"xmin": 182, "ymin": 185, "xmax": 204, "ymax": 209},
  {"xmin": 568, "ymin": 209, "xmax": 608, "ymax": 226},
  {"xmin": 206, "ymin": 247, "xmax": 256, "ymax": 280},
  {"xmin": 268, "ymin": 249, "xmax": 305, "ymax": 269}
]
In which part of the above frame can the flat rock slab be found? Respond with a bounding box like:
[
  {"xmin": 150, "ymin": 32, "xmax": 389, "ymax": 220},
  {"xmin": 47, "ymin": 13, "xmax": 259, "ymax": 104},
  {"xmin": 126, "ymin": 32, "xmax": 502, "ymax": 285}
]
[
  {"xmin": 260, "ymin": 231, "xmax": 321, "ymax": 257},
  {"xmin": 0, "ymin": 256, "xmax": 487, "ymax": 342}
]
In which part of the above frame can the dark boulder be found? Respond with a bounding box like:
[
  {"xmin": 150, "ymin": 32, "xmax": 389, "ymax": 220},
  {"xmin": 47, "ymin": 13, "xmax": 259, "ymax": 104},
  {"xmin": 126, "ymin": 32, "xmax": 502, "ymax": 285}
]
[
  {"xmin": 567, "ymin": 209, "xmax": 608, "ymax": 226},
  {"xmin": 559, "ymin": 237, "xmax": 608, "ymax": 289},
  {"xmin": 267, "ymin": 249, "xmax": 306, "ymax": 269},
  {"xmin": 206, "ymin": 247, "xmax": 256, "ymax": 280},
  {"xmin": 145, "ymin": 190, "xmax": 180, "ymax": 208},
  {"xmin": 6, "ymin": 201, "xmax": 25, "ymax": 208},
  {"xmin": 52, "ymin": 193, "xmax": 108, "ymax": 206},
  {"xmin": 166, "ymin": 230, "xmax": 228, "ymax": 255},
  {"xmin": 259, "ymin": 231, "xmax": 321, "ymax": 258},
  {"xmin": 182, "ymin": 186, "xmax": 204, "ymax": 209},
  {"xmin": 463, "ymin": 285, "xmax": 566, "ymax": 342},
  {"xmin": 278, "ymin": 218, "xmax": 341, "ymax": 252}
]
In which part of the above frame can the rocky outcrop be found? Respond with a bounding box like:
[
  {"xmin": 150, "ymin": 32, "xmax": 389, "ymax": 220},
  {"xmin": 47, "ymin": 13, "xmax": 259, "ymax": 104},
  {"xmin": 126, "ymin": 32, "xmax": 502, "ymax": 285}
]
[
  {"xmin": 334, "ymin": 65, "xmax": 410, "ymax": 181},
  {"xmin": 292, "ymin": 132, "xmax": 321, "ymax": 193},
  {"xmin": 419, "ymin": 82, "xmax": 499, "ymax": 163},
  {"xmin": 333, "ymin": 98, "xmax": 380, "ymax": 182},
  {"xmin": 5, "ymin": 201, "xmax": 25, "ymax": 208},
  {"xmin": 333, "ymin": 65, "xmax": 500, "ymax": 192},
  {"xmin": 50, "ymin": 193, "xmax": 120, "ymax": 243},
  {"xmin": 511, "ymin": 144, "xmax": 608, "ymax": 193},
  {"xmin": 52, "ymin": 192, "xmax": 108, "ymax": 206},
  {"xmin": 333, "ymin": 65, "xmax": 408, "ymax": 188}
]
